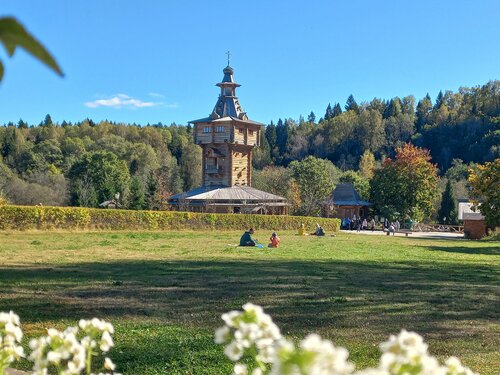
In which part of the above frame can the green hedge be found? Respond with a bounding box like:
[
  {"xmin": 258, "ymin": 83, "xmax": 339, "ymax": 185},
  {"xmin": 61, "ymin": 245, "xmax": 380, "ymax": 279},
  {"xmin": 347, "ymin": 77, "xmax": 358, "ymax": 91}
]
[{"xmin": 0, "ymin": 205, "xmax": 340, "ymax": 232}]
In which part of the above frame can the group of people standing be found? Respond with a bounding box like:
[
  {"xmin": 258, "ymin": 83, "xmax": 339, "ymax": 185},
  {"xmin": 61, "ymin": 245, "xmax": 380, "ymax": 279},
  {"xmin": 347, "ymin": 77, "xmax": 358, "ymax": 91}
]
[
  {"xmin": 383, "ymin": 218, "xmax": 400, "ymax": 235},
  {"xmin": 341, "ymin": 215, "xmax": 376, "ymax": 232}
]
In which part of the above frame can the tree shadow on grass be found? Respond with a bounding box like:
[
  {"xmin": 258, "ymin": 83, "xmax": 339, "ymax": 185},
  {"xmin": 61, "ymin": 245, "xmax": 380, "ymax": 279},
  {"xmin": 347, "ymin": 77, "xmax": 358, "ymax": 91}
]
[
  {"xmin": 1, "ymin": 258, "xmax": 498, "ymax": 340},
  {"xmin": 423, "ymin": 244, "xmax": 500, "ymax": 256}
]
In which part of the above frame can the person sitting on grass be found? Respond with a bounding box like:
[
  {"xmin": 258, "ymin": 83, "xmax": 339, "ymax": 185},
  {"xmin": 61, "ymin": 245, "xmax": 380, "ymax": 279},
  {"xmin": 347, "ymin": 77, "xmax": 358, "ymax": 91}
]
[
  {"xmin": 311, "ymin": 223, "xmax": 325, "ymax": 236},
  {"xmin": 297, "ymin": 223, "xmax": 306, "ymax": 236},
  {"xmin": 269, "ymin": 232, "xmax": 280, "ymax": 248},
  {"xmin": 240, "ymin": 228, "xmax": 258, "ymax": 246}
]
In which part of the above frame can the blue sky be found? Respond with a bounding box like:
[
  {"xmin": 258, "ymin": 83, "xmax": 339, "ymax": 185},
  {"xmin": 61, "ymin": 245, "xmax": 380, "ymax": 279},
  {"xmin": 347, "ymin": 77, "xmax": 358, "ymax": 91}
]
[{"xmin": 0, "ymin": 0, "xmax": 499, "ymax": 126}]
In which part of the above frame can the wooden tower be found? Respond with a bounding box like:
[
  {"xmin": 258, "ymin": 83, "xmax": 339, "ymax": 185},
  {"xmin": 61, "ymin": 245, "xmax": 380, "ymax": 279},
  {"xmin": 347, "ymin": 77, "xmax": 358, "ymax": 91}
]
[
  {"xmin": 191, "ymin": 64, "xmax": 263, "ymax": 187},
  {"xmin": 168, "ymin": 61, "xmax": 288, "ymax": 215}
]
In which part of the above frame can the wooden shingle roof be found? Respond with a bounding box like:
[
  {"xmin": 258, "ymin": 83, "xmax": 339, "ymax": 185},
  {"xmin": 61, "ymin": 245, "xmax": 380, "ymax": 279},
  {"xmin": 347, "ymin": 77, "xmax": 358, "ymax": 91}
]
[
  {"xmin": 331, "ymin": 183, "xmax": 371, "ymax": 206},
  {"xmin": 169, "ymin": 185, "xmax": 287, "ymax": 203}
]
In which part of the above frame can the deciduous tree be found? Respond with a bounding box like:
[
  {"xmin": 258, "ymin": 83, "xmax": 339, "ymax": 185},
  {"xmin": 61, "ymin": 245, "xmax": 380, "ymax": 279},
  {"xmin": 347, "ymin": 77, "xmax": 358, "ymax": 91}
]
[
  {"xmin": 340, "ymin": 170, "xmax": 370, "ymax": 200},
  {"xmin": 359, "ymin": 150, "xmax": 376, "ymax": 180},
  {"xmin": 289, "ymin": 156, "xmax": 335, "ymax": 216},
  {"xmin": 370, "ymin": 144, "xmax": 439, "ymax": 221},
  {"xmin": 468, "ymin": 159, "xmax": 500, "ymax": 228},
  {"xmin": 69, "ymin": 151, "xmax": 130, "ymax": 206}
]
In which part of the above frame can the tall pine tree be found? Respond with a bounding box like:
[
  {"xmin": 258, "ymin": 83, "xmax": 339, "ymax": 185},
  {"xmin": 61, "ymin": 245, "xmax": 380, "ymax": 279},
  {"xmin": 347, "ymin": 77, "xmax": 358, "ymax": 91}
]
[
  {"xmin": 324, "ymin": 103, "xmax": 333, "ymax": 120},
  {"xmin": 332, "ymin": 103, "xmax": 343, "ymax": 117},
  {"xmin": 308, "ymin": 111, "xmax": 316, "ymax": 123},
  {"xmin": 145, "ymin": 171, "xmax": 160, "ymax": 210},
  {"xmin": 434, "ymin": 90, "xmax": 444, "ymax": 109},
  {"xmin": 345, "ymin": 95, "xmax": 360, "ymax": 113},
  {"xmin": 437, "ymin": 180, "xmax": 458, "ymax": 224},
  {"xmin": 129, "ymin": 176, "xmax": 146, "ymax": 210},
  {"xmin": 275, "ymin": 118, "xmax": 288, "ymax": 158}
]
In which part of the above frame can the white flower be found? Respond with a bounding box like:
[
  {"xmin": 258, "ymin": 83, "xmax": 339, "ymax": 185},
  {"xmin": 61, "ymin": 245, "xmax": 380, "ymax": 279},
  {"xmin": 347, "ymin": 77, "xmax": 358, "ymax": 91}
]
[
  {"xmin": 242, "ymin": 303, "xmax": 264, "ymax": 317},
  {"xmin": 4, "ymin": 322, "xmax": 23, "ymax": 342},
  {"xmin": 222, "ymin": 311, "xmax": 241, "ymax": 327},
  {"xmin": 300, "ymin": 334, "xmax": 354, "ymax": 375},
  {"xmin": 215, "ymin": 325, "xmax": 231, "ymax": 344},
  {"xmin": 104, "ymin": 357, "xmax": 116, "ymax": 371},
  {"xmin": 100, "ymin": 330, "xmax": 114, "ymax": 352},
  {"xmin": 233, "ymin": 363, "xmax": 248, "ymax": 375},
  {"xmin": 28, "ymin": 326, "xmax": 86, "ymax": 375},
  {"xmin": 47, "ymin": 351, "xmax": 62, "ymax": 363},
  {"xmin": 225, "ymin": 341, "xmax": 244, "ymax": 361},
  {"xmin": 0, "ymin": 310, "xmax": 25, "ymax": 365},
  {"xmin": 380, "ymin": 330, "xmax": 428, "ymax": 357},
  {"xmin": 0, "ymin": 311, "xmax": 20, "ymax": 326},
  {"xmin": 444, "ymin": 356, "xmax": 478, "ymax": 375}
]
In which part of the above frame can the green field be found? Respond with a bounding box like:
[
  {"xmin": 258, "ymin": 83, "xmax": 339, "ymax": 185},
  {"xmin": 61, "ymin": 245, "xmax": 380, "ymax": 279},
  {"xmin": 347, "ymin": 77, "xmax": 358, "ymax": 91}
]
[{"xmin": 0, "ymin": 231, "xmax": 498, "ymax": 374}]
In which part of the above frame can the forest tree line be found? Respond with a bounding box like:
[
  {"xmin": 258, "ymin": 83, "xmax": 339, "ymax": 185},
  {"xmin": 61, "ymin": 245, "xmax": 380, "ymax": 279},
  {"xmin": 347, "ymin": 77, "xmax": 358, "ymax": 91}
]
[{"xmin": 0, "ymin": 80, "xmax": 499, "ymax": 221}]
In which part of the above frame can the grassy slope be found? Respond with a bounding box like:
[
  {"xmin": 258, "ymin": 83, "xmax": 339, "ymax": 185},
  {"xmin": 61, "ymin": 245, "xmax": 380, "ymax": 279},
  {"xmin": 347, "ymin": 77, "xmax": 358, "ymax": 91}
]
[{"xmin": 0, "ymin": 231, "xmax": 498, "ymax": 374}]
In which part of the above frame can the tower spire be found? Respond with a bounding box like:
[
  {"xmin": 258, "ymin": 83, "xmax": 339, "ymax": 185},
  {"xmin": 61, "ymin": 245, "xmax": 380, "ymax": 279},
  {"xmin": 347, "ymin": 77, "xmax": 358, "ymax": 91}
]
[{"xmin": 226, "ymin": 50, "xmax": 231, "ymax": 66}]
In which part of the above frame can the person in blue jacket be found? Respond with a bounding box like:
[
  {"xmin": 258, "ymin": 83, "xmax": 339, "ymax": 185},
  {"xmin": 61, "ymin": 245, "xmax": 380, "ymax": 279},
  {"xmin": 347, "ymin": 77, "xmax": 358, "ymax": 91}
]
[{"xmin": 240, "ymin": 228, "xmax": 257, "ymax": 246}]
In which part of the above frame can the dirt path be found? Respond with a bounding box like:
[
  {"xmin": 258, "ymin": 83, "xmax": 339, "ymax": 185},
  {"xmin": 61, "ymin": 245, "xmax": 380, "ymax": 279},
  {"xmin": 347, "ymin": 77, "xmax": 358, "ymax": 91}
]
[{"xmin": 341, "ymin": 229, "xmax": 465, "ymax": 240}]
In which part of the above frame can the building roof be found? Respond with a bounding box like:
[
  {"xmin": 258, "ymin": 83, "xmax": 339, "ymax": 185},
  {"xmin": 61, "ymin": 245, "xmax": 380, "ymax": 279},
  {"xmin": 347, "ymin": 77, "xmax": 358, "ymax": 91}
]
[
  {"xmin": 99, "ymin": 199, "xmax": 121, "ymax": 208},
  {"xmin": 189, "ymin": 65, "xmax": 263, "ymax": 127},
  {"xmin": 169, "ymin": 185, "xmax": 287, "ymax": 203},
  {"xmin": 330, "ymin": 183, "xmax": 371, "ymax": 206},
  {"xmin": 190, "ymin": 115, "xmax": 264, "ymax": 126},
  {"xmin": 462, "ymin": 212, "xmax": 485, "ymax": 221}
]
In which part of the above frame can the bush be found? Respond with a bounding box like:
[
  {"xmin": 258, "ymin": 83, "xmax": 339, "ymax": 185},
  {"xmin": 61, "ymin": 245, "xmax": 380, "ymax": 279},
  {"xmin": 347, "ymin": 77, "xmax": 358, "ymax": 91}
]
[
  {"xmin": 0, "ymin": 205, "xmax": 340, "ymax": 232},
  {"xmin": 482, "ymin": 228, "xmax": 500, "ymax": 241},
  {"xmin": 0, "ymin": 192, "xmax": 8, "ymax": 206}
]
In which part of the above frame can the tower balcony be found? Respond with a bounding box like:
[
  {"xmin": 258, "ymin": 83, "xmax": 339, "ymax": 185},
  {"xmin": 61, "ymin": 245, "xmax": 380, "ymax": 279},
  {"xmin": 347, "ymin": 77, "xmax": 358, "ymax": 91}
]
[{"xmin": 205, "ymin": 166, "xmax": 224, "ymax": 174}]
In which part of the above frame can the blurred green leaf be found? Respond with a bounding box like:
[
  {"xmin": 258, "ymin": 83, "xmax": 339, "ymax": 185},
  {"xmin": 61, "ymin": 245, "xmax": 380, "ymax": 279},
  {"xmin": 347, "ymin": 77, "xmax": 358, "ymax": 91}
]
[
  {"xmin": 0, "ymin": 60, "xmax": 3, "ymax": 81},
  {"xmin": 0, "ymin": 16, "xmax": 63, "ymax": 78}
]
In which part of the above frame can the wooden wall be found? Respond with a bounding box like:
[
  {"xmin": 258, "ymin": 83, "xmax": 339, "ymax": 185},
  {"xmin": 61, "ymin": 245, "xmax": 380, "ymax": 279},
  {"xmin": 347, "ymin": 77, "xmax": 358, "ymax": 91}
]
[
  {"xmin": 202, "ymin": 144, "xmax": 231, "ymax": 187},
  {"xmin": 196, "ymin": 122, "xmax": 259, "ymax": 147},
  {"xmin": 194, "ymin": 120, "xmax": 260, "ymax": 187},
  {"xmin": 194, "ymin": 122, "xmax": 232, "ymax": 144},
  {"xmin": 231, "ymin": 147, "xmax": 250, "ymax": 186}
]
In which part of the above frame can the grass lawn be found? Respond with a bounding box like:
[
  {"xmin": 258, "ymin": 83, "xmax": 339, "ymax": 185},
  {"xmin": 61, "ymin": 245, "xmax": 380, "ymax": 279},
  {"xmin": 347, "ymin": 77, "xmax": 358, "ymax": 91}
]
[{"xmin": 0, "ymin": 230, "xmax": 499, "ymax": 374}]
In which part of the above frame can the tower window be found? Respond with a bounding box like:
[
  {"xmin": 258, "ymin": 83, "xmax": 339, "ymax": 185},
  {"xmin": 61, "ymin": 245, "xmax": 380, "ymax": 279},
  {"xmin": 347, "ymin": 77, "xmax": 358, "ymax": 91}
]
[
  {"xmin": 249, "ymin": 130, "xmax": 254, "ymax": 135},
  {"xmin": 215, "ymin": 126, "xmax": 225, "ymax": 133},
  {"xmin": 203, "ymin": 127, "xmax": 211, "ymax": 133},
  {"xmin": 238, "ymin": 128, "xmax": 244, "ymax": 134}
]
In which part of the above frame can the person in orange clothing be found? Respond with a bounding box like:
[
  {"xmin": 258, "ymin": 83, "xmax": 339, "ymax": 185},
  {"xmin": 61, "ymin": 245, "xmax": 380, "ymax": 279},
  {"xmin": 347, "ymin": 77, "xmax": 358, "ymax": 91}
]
[{"xmin": 269, "ymin": 232, "xmax": 280, "ymax": 248}]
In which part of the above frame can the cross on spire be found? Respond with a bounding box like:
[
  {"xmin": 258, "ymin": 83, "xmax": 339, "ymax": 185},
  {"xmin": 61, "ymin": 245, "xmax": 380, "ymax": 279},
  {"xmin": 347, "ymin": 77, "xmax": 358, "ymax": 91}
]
[{"xmin": 226, "ymin": 50, "xmax": 231, "ymax": 66}]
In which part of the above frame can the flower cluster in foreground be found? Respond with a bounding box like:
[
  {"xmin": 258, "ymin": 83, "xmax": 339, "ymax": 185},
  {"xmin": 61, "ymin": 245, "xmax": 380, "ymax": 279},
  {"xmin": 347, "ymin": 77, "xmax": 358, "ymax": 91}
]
[
  {"xmin": 0, "ymin": 311, "xmax": 24, "ymax": 374},
  {"xmin": 0, "ymin": 312, "xmax": 119, "ymax": 375},
  {"xmin": 28, "ymin": 317, "xmax": 118, "ymax": 375},
  {"xmin": 215, "ymin": 304, "xmax": 478, "ymax": 375},
  {"xmin": 0, "ymin": 306, "xmax": 480, "ymax": 375}
]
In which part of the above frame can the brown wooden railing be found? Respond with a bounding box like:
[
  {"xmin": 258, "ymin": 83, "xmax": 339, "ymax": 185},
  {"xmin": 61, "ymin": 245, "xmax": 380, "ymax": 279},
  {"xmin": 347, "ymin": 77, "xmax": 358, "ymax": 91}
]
[{"xmin": 412, "ymin": 223, "xmax": 464, "ymax": 233}]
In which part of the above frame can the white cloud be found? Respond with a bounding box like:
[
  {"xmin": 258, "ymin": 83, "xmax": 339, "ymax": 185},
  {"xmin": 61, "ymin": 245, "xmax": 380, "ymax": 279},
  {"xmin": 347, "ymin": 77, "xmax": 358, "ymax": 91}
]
[
  {"xmin": 148, "ymin": 92, "xmax": 166, "ymax": 98},
  {"xmin": 85, "ymin": 94, "xmax": 158, "ymax": 109}
]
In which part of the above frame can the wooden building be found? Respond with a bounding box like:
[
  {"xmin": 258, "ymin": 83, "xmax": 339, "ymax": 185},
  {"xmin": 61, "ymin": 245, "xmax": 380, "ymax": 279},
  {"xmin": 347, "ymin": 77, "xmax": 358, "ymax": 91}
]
[
  {"xmin": 463, "ymin": 212, "xmax": 487, "ymax": 239},
  {"xmin": 322, "ymin": 183, "xmax": 371, "ymax": 219},
  {"xmin": 169, "ymin": 63, "xmax": 288, "ymax": 214}
]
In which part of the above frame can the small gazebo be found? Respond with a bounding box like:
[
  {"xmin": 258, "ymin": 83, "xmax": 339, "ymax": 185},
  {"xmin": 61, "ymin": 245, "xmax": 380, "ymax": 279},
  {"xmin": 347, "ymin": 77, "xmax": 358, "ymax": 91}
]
[
  {"xmin": 323, "ymin": 183, "xmax": 371, "ymax": 219},
  {"xmin": 169, "ymin": 185, "xmax": 288, "ymax": 214}
]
